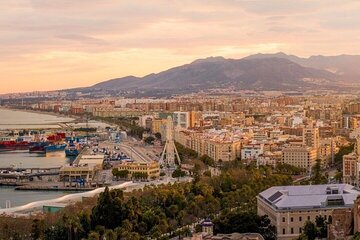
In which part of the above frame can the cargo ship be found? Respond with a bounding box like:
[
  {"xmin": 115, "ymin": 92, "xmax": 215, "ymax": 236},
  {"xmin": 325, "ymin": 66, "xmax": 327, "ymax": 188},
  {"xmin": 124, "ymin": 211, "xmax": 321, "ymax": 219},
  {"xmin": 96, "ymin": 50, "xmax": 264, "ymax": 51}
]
[
  {"xmin": 45, "ymin": 143, "xmax": 67, "ymax": 153},
  {"xmin": 0, "ymin": 140, "xmax": 30, "ymax": 152},
  {"xmin": 29, "ymin": 142, "xmax": 49, "ymax": 153},
  {"xmin": 65, "ymin": 141, "xmax": 80, "ymax": 157}
]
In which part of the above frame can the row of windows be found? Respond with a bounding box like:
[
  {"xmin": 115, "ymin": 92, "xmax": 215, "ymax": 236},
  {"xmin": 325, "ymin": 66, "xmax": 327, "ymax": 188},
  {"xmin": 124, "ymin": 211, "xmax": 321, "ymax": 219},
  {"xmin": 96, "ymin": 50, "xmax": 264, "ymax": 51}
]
[
  {"xmin": 282, "ymin": 227, "xmax": 301, "ymax": 235},
  {"xmin": 282, "ymin": 215, "xmax": 328, "ymax": 223}
]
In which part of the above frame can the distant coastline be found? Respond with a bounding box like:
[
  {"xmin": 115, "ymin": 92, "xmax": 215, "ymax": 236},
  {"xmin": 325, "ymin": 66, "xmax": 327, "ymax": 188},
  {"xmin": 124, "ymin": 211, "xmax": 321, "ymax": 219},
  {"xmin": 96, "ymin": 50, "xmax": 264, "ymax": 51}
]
[{"xmin": 0, "ymin": 106, "xmax": 77, "ymax": 122}]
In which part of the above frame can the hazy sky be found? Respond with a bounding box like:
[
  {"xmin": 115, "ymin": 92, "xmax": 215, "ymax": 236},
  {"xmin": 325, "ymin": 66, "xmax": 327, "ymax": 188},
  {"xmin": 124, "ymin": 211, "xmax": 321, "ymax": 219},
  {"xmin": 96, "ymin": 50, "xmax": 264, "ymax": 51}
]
[{"xmin": 1, "ymin": 0, "xmax": 360, "ymax": 94}]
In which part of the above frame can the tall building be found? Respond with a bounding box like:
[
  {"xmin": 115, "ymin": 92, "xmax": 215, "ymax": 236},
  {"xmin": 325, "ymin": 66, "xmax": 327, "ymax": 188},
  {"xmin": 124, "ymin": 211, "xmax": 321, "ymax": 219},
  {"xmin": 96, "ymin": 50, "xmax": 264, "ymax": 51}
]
[
  {"xmin": 282, "ymin": 145, "xmax": 317, "ymax": 170},
  {"xmin": 258, "ymin": 184, "xmax": 360, "ymax": 240},
  {"xmin": 173, "ymin": 111, "xmax": 190, "ymax": 129},
  {"xmin": 343, "ymin": 139, "xmax": 360, "ymax": 186},
  {"xmin": 303, "ymin": 127, "xmax": 319, "ymax": 150},
  {"xmin": 189, "ymin": 111, "xmax": 203, "ymax": 128},
  {"xmin": 342, "ymin": 153, "xmax": 359, "ymax": 185}
]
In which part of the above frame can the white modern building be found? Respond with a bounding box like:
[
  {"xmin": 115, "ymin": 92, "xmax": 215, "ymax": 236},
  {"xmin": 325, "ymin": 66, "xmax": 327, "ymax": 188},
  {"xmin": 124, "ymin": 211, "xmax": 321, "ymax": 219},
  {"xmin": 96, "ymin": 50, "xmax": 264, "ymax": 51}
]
[
  {"xmin": 241, "ymin": 144, "xmax": 264, "ymax": 161},
  {"xmin": 173, "ymin": 111, "xmax": 190, "ymax": 129}
]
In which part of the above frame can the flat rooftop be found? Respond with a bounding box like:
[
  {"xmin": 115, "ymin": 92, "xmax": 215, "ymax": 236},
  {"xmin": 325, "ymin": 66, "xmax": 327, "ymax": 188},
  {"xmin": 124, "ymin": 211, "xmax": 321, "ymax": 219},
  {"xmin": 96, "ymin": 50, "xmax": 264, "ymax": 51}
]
[{"xmin": 258, "ymin": 184, "xmax": 360, "ymax": 210}]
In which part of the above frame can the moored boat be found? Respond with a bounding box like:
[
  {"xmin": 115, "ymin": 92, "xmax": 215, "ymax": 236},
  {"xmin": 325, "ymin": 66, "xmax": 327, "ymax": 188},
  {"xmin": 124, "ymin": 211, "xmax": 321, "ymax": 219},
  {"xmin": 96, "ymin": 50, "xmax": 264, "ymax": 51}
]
[
  {"xmin": 45, "ymin": 143, "xmax": 67, "ymax": 153},
  {"xmin": 0, "ymin": 139, "xmax": 31, "ymax": 152},
  {"xmin": 29, "ymin": 142, "xmax": 48, "ymax": 154},
  {"xmin": 65, "ymin": 141, "xmax": 79, "ymax": 157}
]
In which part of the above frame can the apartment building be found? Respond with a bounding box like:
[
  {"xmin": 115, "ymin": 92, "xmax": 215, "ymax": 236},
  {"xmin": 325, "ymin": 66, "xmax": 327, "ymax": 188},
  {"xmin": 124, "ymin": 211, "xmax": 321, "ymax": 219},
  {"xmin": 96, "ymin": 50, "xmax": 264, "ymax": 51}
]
[
  {"xmin": 151, "ymin": 118, "xmax": 168, "ymax": 134},
  {"xmin": 343, "ymin": 138, "xmax": 360, "ymax": 185},
  {"xmin": 175, "ymin": 130, "xmax": 242, "ymax": 162},
  {"xmin": 173, "ymin": 111, "xmax": 190, "ymax": 129},
  {"xmin": 282, "ymin": 145, "xmax": 317, "ymax": 170},
  {"xmin": 257, "ymin": 184, "xmax": 360, "ymax": 240},
  {"xmin": 303, "ymin": 127, "xmax": 320, "ymax": 157},
  {"xmin": 343, "ymin": 153, "xmax": 359, "ymax": 185},
  {"xmin": 241, "ymin": 144, "xmax": 264, "ymax": 161}
]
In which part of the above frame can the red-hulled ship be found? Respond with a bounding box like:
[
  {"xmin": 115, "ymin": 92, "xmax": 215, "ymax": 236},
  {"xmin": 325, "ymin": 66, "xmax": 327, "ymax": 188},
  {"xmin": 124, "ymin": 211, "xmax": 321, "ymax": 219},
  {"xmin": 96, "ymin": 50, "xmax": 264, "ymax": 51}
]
[{"xmin": 0, "ymin": 140, "xmax": 30, "ymax": 152}]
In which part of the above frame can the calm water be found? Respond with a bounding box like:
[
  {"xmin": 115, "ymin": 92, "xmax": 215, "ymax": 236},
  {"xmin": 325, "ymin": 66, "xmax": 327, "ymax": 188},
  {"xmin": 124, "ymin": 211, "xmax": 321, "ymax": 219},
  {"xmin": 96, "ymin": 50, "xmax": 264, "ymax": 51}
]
[
  {"xmin": 0, "ymin": 187, "xmax": 68, "ymax": 209},
  {"xmin": 0, "ymin": 109, "xmax": 75, "ymax": 208},
  {"xmin": 0, "ymin": 108, "xmax": 73, "ymax": 129},
  {"xmin": 0, "ymin": 151, "xmax": 71, "ymax": 168}
]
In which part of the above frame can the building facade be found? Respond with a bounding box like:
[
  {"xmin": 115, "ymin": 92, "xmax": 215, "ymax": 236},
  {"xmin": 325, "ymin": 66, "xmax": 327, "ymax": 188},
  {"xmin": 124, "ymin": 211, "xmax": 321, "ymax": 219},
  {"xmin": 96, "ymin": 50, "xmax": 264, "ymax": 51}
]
[
  {"xmin": 116, "ymin": 161, "xmax": 160, "ymax": 180},
  {"xmin": 257, "ymin": 184, "xmax": 360, "ymax": 240},
  {"xmin": 282, "ymin": 145, "xmax": 317, "ymax": 170}
]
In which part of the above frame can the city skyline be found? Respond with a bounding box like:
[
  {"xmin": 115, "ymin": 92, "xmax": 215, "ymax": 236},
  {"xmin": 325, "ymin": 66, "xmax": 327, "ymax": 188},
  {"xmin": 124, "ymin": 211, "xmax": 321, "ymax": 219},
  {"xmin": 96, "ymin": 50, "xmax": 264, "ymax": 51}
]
[{"xmin": 1, "ymin": 0, "xmax": 360, "ymax": 93}]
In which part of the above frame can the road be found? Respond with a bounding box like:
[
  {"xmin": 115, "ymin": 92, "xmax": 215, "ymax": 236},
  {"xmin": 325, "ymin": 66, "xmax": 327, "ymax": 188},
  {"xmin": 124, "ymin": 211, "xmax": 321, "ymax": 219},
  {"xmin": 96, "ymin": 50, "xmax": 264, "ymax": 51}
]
[{"xmin": 100, "ymin": 139, "xmax": 159, "ymax": 163}]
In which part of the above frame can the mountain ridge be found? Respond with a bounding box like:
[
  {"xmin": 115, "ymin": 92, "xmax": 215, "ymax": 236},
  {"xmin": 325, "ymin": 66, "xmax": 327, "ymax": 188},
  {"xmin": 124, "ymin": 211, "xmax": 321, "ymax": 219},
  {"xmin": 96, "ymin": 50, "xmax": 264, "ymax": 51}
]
[{"xmin": 92, "ymin": 55, "xmax": 344, "ymax": 92}]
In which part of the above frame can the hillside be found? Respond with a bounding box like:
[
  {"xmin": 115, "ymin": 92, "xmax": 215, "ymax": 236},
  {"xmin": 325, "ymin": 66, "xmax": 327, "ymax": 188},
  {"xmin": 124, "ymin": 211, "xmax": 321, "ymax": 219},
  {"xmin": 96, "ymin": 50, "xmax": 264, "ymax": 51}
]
[
  {"xmin": 245, "ymin": 52, "xmax": 360, "ymax": 82},
  {"xmin": 92, "ymin": 57, "xmax": 340, "ymax": 92}
]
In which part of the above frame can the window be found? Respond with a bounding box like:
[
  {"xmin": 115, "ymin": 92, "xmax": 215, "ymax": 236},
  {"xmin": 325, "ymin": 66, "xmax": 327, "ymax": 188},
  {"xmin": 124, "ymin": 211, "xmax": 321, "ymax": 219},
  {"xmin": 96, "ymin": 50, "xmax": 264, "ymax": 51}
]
[
  {"xmin": 299, "ymin": 228, "xmax": 302, "ymax": 234},
  {"xmin": 283, "ymin": 229, "xmax": 286, "ymax": 235},
  {"xmin": 291, "ymin": 217, "xmax": 293, "ymax": 222},
  {"xmin": 299, "ymin": 216, "xmax": 302, "ymax": 221},
  {"xmin": 308, "ymin": 216, "xmax": 310, "ymax": 220},
  {"xmin": 282, "ymin": 217, "xmax": 285, "ymax": 222},
  {"xmin": 291, "ymin": 228, "xmax": 294, "ymax": 234}
]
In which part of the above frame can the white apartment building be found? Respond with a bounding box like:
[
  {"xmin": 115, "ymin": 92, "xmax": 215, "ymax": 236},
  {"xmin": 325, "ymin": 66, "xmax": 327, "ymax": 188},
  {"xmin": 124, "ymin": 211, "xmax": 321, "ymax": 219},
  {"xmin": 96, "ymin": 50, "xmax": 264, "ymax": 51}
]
[
  {"xmin": 241, "ymin": 144, "xmax": 264, "ymax": 161},
  {"xmin": 173, "ymin": 111, "xmax": 190, "ymax": 129}
]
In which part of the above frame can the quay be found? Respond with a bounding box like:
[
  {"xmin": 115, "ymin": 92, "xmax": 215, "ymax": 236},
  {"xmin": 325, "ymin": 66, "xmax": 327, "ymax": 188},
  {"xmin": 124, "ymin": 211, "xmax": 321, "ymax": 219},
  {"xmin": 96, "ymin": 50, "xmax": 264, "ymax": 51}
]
[
  {"xmin": 14, "ymin": 185, "xmax": 95, "ymax": 191},
  {"xmin": 0, "ymin": 167, "xmax": 60, "ymax": 182}
]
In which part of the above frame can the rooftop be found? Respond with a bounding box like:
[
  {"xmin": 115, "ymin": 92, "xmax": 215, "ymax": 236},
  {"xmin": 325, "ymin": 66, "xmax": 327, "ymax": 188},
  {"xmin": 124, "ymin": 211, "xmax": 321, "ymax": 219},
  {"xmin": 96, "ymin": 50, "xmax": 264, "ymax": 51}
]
[{"xmin": 258, "ymin": 184, "xmax": 360, "ymax": 210}]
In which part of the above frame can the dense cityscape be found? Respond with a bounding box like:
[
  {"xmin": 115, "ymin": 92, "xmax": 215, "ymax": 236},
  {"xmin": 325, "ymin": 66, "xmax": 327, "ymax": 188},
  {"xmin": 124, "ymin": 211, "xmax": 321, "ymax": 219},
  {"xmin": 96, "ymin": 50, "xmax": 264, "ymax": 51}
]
[
  {"xmin": 1, "ymin": 91, "xmax": 360, "ymax": 239},
  {"xmin": 2, "ymin": 1, "xmax": 360, "ymax": 240}
]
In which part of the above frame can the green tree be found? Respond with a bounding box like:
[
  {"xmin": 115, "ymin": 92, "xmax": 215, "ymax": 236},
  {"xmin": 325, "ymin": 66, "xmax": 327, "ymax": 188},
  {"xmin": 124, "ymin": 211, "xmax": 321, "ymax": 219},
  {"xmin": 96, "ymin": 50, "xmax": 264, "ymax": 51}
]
[
  {"xmin": 334, "ymin": 144, "xmax": 354, "ymax": 167},
  {"xmin": 172, "ymin": 168, "xmax": 187, "ymax": 178},
  {"xmin": 31, "ymin": 219, "xmax": 45, "ymax": 240},
  {"xmin": 311, "ymin": 159, "xmax": 327, "ymax": 184},
  {"xmin": 155, "ymin": 132, "xmax": 162, "ymax": 140},
  {"xmin": 44, "ymin": 223, "xmax": 67, "ymax": 240},
  {"xmin": 199, "ymin": 155, "xmax": 215, "ymax": 166},
  {"xmin": 213, "ymin": 211, "xmax": 276, "ymax": 240},
  {"xmin": 144, "ymin": 136, "xmax": 156, "ymax": 145},
  {"xmin": 315, "ymin": 216, "xmax": 327, "ymax": 238},
  {"xmin": 303, "ymin": 221, "xmax": 317, "ymax": 240},
  {"xmin": 91, "ymin": 187, "xmax": 124, "ymax": 230},
  {"xmin": 353, "ymin": 232, "xmax": 360, "ymax": 240}
]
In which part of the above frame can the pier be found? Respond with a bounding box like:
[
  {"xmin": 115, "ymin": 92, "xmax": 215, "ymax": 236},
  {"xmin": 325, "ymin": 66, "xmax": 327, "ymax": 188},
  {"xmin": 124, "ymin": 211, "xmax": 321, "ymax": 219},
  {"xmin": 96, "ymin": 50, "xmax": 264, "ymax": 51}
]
[{"xmin": 0, "ymin": 167, "xmax": 60, "ymax": 182}]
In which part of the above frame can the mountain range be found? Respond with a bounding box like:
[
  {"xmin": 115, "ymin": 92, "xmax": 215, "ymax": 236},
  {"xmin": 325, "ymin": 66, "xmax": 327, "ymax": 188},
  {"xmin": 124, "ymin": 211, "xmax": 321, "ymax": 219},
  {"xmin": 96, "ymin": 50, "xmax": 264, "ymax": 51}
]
[{"xmin": 90, "ymin": 52, "xmax": 360, "ymax": 93}]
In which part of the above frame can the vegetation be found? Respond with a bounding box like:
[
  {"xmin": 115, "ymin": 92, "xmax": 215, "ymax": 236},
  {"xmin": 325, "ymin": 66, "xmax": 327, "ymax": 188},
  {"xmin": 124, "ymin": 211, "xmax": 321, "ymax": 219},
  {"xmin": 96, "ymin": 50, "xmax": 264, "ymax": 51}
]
[
  {"xmin": 132, "ymin": 172, "xmax": 149, "ymax": 180},
  {"xmin": 155, "ymin": 132, "xmax": 162, "ymax": 140},
  {"xmin": 144, "ymin": 136, "xmax": 156, "ymax": 145},
  {"xmin": 73, "ymin": 127, "xmax": 97, "ymax": 132},
  {"xmin": 353, "ymin": 232, "xmax": 360, "ymax": 240},
  {"xmin": 214, "ymin": 211, "xmax": 276, "ymax": 240},
  {"xmin": 175, "ymin": 142, "xmax": 199, "ymax": 161},
  {"xmin": 112, "ymin": 169, "xmax": 129, "ymax": 180},
  {"xmin": 1, "ymin": 165, "xmax": 292, "ymax": 240},
  {"xmin": 276, "ymin": 163, "xmax": 305, "ymax": 175},
  {"xmin": 199, "ymin": 154, "xmax": 216, "ymax": 167},
  {"xmin": 334, "ymin": 144, "xmax": 354, "ymax": 169},
  {"xmin": 297, "ymin": 216, "xmax": 330, "ymax": 240},
  {"xmin": 172, "ymin": 168, "xmax": 187, "ymax": 178},
  {"xmin": 310, "ymin": 159, "xmax": 328, "ymax": 184}
]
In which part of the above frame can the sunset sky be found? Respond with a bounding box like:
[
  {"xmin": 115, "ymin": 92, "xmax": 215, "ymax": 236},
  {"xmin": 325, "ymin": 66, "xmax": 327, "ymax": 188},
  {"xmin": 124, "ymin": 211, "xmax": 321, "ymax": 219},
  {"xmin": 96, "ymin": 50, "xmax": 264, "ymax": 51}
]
[{"xmin": 1, "ymin": 0, "xmax": 360, "ymax": 94}]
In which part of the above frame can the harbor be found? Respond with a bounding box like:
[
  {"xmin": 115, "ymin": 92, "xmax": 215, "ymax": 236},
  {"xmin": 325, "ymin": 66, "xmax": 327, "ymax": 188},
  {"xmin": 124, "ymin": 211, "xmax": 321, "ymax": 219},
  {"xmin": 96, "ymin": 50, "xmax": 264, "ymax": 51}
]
[{"xmin": 0, "ymin": 108, "xmax": 164, "ymax": 212}]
